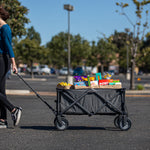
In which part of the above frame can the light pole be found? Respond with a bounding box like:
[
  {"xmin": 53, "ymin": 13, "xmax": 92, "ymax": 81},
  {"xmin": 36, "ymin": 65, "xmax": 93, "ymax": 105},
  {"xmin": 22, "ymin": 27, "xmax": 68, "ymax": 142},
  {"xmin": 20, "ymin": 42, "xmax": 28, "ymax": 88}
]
[
  {"xmin": 125, "ymin": 28, "xmax": 130, "ymax": 80},
  {"xmin": 64, "ymin": 4, "xmax": 74, "ymax": 84}
]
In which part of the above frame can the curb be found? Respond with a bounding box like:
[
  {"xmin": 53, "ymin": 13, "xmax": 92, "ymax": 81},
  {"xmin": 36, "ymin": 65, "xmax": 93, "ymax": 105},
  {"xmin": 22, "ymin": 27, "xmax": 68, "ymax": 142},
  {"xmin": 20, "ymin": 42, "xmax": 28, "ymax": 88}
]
[
  {"xmin": 6, "ymin": 89, "xmax": 30, "ymax": 95},
  {"xmin": 23, "ymin": 78, "xmax": 47, "ymax": 81}
]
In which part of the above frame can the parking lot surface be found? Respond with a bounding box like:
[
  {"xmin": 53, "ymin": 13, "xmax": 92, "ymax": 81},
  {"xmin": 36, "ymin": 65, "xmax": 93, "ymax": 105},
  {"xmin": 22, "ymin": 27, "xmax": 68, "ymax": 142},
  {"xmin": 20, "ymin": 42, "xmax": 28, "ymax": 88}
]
[{"xmin": 0, "ymin": 75, "xmax": 149, "ymax": 150}]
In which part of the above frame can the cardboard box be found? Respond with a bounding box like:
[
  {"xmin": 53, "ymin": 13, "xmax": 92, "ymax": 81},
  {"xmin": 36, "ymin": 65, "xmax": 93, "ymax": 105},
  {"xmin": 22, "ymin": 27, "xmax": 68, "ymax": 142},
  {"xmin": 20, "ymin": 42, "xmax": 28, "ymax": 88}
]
[
  {"xmin": 74, "ymin": 81, "xmax": 88, "ymax": 87},
  {"xmin": 90, "ymin": 81, "xmax": 98, "ymax": 87}
]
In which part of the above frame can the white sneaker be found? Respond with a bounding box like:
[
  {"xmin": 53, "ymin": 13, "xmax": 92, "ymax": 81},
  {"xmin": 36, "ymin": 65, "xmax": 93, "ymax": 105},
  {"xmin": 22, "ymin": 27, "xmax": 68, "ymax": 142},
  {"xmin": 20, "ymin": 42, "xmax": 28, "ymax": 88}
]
[
  {"xmin": 0, "ymin": 120, "xmax": 8, "ymax": 128},
  {"xmin": 11, "ymin": 107, "xmax": 22, "ymax": 126}
]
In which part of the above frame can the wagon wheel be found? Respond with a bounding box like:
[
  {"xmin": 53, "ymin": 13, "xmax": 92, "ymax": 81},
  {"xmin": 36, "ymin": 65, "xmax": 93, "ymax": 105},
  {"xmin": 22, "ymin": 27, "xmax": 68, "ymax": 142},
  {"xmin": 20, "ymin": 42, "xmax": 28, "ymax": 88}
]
[
  {"xmin": 118, "ymin": 118, "xmax": 132, "ymax": 131},
  {"xmin": 54, "ymin": 117, "xmax": 69, "ymax": 131},
  {"xmin": 114, "ymin": 116, "xmax": 120, "ymax": 128}
]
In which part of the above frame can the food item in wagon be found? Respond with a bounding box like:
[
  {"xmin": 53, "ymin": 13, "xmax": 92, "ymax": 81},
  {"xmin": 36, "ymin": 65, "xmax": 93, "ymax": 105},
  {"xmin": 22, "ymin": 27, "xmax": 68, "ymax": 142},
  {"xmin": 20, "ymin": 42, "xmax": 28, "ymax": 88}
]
[
  {"xmin": 57, "ymin": 82, "xmax": 74, "ymax": 89},
  {"xmin": 103, "ymin": 73, "xmax": 112, "ymax": 79},
  {"xmin": 90, "ymin": 81, "xmax": 98, "ymax": 87},
  {"xmin": 99, "ymin": 79, "xmax": 109, "ymax": 85},
  {"xmin": 57, "ymin": 82, "xmax": 72, "ymax": 86},
  {"xmin": 109, "ymin": 82, "xmax": 115, "ymax": 85},
  {"xmin": 74, "ymin": 76, "xmax": 87, "ymax": 82},
  {"xmin": 113, "ymin": 79, "xmax": 120, "ymax": 83},
  {"xmin": 87, "ymin": 75, "xmax": 91, "ymax": 86},
  {"xmin": 115, "ymin": 82, "xmax": 122, "ymax": 85},
  {"xmin": 74, "ymin": 81, "xmax": 88, "ymax": 87},
  {"xmin": 108, "ymin": 79, "xmax": 113, "ymax": 82}
]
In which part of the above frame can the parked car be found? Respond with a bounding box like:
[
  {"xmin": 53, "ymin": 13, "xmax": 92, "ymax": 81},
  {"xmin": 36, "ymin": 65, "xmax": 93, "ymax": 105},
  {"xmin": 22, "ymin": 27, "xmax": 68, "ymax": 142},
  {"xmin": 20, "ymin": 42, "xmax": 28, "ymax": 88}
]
[
  {"xmin": 50, "ymin": 68, "xmax": 56, "ymax": 74},
  {"xmin": 39, "ymin": 65, "xmax": 50, "ymax": 75},
  {"xmin": 138, "ymin": 71, "xmax": 143, "ymax": 75},
  {"xmin": 108, "ymin": 70, "xmax": 115, "ymax": 76},
  {"xmin": 59, "ymin": 67, "xmax": 73, "ymax": 75},
  {"xmin": 73, "ymin": 67, "xmax": 85, "ymax": 76},
  {"xmin": 27, "ymin": 66, "xmax": 40, "ymax": 75}
]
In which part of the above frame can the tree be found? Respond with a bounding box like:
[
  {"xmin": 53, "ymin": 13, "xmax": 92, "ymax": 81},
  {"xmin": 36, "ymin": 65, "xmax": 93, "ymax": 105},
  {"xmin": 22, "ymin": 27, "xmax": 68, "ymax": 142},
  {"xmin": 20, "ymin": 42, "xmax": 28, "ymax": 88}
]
[
  {"xmin": 46, "ymin": 32, "xmax": 68, "ymax": 68},
  {"xmin": 71, "ymin": 34, "xmax": 91, "ymax": 68},
  {"xmin": 14, "ymin": 26, "xmax": 50, "ymax": 77},
  {"xmin": 15, "ymin": 38, "xmax": 41, "ymax": 78},
  {"xmin": 46, "ymin": 32, "xmax": 91, "ymax": 69},
  {"xmin": 1, "ymin": 0, "xmax": 30, "ymax": 37},
  {"xmin": 96, "ymin": 37, "xmax": 117, "ymax": 74},
  {"xmin": 26, "ymin": 26, "xmax": 41, "ymax": 44},
  {"xmin": 112, "ymin": 31, "xmax": 132, "ymax": 73},
  {"xmin": 137, "ymin": 35, "xmax": 150, "ymax": 72},
  {"xmin": 86, "ymin": 41, "xmax": 97, "ymax": 68},
  {"xmin": 116, "ymin": 0, "xmax": 150, "ymax": 89}
]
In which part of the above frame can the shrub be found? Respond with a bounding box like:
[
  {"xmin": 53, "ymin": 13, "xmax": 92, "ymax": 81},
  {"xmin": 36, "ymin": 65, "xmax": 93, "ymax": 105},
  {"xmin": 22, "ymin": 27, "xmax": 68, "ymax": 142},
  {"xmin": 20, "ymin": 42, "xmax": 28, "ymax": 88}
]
[{"xmin": 135, "ymin": 84, "xmax": 144, "ymax": 90}]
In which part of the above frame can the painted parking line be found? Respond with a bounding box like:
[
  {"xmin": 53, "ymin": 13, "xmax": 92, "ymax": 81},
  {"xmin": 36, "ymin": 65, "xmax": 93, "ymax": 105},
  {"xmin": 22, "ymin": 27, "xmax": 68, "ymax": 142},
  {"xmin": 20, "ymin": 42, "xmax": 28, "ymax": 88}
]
[
  {"xmin": 126, "ymin": 95, "xmax": 150, "ymax": 97},
  {"xmin": 30, "ymin": 92, "xmax": 56, "ymax": 96}
]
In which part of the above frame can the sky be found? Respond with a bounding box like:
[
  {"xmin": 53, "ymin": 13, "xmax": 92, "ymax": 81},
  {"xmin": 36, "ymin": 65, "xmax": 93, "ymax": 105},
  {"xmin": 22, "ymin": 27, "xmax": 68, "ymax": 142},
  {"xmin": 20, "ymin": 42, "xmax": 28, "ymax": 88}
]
[{"xmin": 18, "ymin": 0, "xmax": 150, "ymax": 45}]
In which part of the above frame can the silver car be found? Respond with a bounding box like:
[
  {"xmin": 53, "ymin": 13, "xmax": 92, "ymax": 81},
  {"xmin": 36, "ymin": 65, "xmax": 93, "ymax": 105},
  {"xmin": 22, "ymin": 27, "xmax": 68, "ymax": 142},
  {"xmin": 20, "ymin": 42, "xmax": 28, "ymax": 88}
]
[{"xmin": 59, "ymin": 67, "xmax": 73, "ymax": 75}]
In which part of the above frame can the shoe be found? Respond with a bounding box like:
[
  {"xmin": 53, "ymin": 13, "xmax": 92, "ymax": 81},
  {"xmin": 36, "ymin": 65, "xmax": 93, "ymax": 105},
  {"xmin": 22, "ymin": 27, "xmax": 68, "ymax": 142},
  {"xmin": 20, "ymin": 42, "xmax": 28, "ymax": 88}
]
[
  {"xmin": 11, "ymin": 107, "xmax": 22, "ymax": 126},
  {"xmin": 0, "ymin": 120, "xmax": 8, "ymax": 128}
]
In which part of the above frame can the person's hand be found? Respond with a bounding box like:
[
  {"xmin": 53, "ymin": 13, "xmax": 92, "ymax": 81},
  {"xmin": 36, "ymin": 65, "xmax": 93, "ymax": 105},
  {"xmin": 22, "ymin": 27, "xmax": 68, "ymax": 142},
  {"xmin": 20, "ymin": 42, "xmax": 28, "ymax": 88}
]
[
  {"xmin": 12, "ymin": 63, "xmax": 18, "ymax": 74},
  {"xmin": 11, "ymin": 58, "xmax": 18, "ymax": 74}
]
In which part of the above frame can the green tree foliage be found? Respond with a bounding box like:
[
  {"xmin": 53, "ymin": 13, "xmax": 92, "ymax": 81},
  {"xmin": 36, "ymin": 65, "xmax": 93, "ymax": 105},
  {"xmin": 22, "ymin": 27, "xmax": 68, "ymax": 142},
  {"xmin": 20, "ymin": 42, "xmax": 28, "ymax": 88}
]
[
  {"xmin": 46, "ymin": 32, "xmax": 91, "ymax": 69},
  {"xmin": 15, "ymin": 26, "xmax": 42, "ymax": 66},
  {"xmin": 26, "ymin": 26, "xmax": 41, "ymax": 44},
  {"xmin": 1, "ymin": 0, "xmax": 30, "ymax": 37},
  {"xmin": 14, "ymin": 26, "xmax": 48, "ymax": 78},
  {"xmin": 38, "ymin": 46, "xmax": 52, "ymax": 65},
  {"xmin": 15, "ymin": 38, "xmax": 40, "ymax": 67},
  {"xmin": 71, "ymin": 34, "xmax": 91, "ymax": 68},
  {"xmin": 112, "ymin": 31, "xmax": 133, "ymax": 72},
  {"xmin": 46, "ymin": 32, "xmax": 68, "ymax": 68},
  {"xmin": 137, "ymin": 35, "xmax": 150, "ymax": 72},
  {"xmin": 87, "ymin": 36, "xmax": 117, "ymax": 74},
  {"xmin": 86, "ymin": 41, "xmax": 97, "ymax": 67},
  {"xmin": 96, "ymin": 37, "xmax": 117, "ymax": 73}
]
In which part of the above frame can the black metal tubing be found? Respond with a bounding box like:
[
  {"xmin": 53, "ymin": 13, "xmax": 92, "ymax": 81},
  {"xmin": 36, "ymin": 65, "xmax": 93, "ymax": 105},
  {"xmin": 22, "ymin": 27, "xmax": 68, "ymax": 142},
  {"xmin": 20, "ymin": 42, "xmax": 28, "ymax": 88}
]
[
  {"xmin": 16, "ymin": 73, "xmax": 56, "ymax": 115},
  {"xmin": 120, "ymin": 88, "xmax": 128, "ymax": 116}
]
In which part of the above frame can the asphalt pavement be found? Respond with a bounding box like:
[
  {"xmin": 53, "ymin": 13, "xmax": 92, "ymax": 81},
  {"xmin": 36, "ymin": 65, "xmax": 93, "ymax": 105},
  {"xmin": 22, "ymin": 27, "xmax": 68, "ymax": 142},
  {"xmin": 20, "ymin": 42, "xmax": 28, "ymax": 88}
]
[{"xmin": 0, "ymin": 74, "xmax": 149, "ymax": 150}]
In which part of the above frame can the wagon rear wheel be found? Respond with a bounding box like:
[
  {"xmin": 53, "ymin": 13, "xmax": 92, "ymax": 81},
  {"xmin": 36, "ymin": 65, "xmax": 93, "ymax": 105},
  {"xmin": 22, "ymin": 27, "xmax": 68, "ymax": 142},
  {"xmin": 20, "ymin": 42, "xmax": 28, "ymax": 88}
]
[
  {"xmin": 118, "ymin": 118, "xmax": 132, "ymax": 131},
  {"xmin": 54, "ymin": 117, "xmax": 69, "ymax": 131}
]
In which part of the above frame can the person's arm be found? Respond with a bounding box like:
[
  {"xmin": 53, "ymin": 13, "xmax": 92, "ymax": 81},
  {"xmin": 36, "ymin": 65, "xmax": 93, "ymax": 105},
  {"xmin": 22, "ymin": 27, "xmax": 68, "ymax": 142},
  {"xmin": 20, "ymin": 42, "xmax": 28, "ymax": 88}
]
[
  {"xmin": 11, "ymin": 57, "xmax": 18, "ymax": 73},
  {"xmin": 2, "ymin": 25, "xmax": 17, "ymax": 73},
  {"xmin": 1, "ymin": 25, "xmax": 15, "ymax": 58}
]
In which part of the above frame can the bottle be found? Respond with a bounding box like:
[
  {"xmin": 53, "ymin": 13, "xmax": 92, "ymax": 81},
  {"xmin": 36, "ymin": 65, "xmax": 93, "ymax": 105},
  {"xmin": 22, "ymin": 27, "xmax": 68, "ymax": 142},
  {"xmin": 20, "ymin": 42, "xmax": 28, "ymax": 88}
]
[{"xmin": 87, "ymin": 75, "xmax": 91, "ymax": 86}]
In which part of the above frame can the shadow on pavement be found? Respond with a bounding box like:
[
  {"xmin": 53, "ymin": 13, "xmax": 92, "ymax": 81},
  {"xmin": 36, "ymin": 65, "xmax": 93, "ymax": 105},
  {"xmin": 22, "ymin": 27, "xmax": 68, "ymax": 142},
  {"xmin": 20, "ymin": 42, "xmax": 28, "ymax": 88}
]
[{"xmin": 20, "ymin": 126, "xmax": 121, "ymax": 131}]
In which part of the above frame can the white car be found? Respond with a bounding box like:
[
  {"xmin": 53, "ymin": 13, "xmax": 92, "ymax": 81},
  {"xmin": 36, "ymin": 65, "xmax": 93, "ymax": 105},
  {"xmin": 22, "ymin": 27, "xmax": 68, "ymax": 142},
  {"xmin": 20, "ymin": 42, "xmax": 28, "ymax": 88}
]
[
  {"xmin": 39, "ymin": 65, "xmax": 50, "ymax": 75},
  {"xmin": 59, "ymin": 67, "xmax": 73, "ymax": 75},
  {"xmin": 59, "ymin": 67, "xmax": 68, "ymax": 75},
  {"xmin": 27, "ymin": 66, "xmax": 40, "ymax": 75}
]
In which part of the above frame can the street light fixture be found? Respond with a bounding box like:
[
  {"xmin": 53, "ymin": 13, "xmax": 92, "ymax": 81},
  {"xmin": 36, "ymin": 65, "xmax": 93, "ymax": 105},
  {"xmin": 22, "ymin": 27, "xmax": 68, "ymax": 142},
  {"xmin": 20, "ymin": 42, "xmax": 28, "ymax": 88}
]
[{"xmin": 64, "ymin": 4, "xmax": 74, "ymax": 84}]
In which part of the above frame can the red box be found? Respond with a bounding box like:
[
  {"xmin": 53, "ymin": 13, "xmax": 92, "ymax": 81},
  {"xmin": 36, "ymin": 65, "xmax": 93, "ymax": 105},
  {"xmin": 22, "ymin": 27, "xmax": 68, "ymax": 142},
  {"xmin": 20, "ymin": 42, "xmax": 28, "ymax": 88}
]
[{"xmin": 99, "ymin": 79, "xmax": 109, "ymax": 85}]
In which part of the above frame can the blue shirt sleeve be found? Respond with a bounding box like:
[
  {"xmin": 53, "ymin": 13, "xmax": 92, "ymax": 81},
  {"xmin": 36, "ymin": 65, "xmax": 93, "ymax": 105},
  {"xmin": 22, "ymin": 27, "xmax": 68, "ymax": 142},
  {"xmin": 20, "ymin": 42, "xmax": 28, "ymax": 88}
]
[{"xmin": 1, "ymin": 25, "xmax": 15, "ymax": 58}]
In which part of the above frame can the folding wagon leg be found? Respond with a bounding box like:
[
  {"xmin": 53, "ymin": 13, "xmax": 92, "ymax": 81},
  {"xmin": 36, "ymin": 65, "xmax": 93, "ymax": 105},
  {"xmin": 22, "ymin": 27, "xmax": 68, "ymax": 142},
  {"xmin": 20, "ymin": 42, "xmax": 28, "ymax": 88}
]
[
  {"xmin": 114, "ymin": 89, "xmax": 132, "ymax": 130},
  {"xmin": 54, "ymin": 90, "xmax": 69, "ymax": 131}
]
